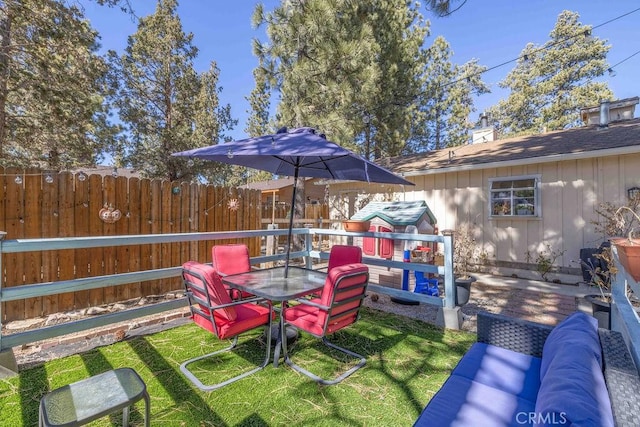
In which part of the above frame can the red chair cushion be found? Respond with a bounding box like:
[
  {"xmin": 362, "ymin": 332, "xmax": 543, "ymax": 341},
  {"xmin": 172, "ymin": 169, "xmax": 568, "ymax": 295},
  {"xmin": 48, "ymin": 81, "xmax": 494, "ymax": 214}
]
[
  {"xmin": 212, "ymin": 244, "xmax": 251, "ymax": 275},
  {"xmin": 193, "ymin": 302, "xmax": 272, "ymax": 340},
  {"xmin": 327, "ymin": 245, "xmax": 362, "ymax": 272},
  {"xmin": 320, "ymin": 263, "xmax": 369, "ymax": 307},
  {"xmin": 183, "ymin": 261, "xmax": 236, "ymax": 321},
  {"xmin": 284, "ymin": 263, "xmax": 368, "ymax": 337},
  {"xmin": 212, "ymin": 244, "xmax": 253, "ymax": 299}
]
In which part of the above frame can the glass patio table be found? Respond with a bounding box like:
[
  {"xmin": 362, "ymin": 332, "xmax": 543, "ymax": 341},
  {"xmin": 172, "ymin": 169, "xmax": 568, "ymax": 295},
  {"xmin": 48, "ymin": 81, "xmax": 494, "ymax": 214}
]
[{"xmin": 221, "ymin": 266, "xmax": 326, "ymax": 367}]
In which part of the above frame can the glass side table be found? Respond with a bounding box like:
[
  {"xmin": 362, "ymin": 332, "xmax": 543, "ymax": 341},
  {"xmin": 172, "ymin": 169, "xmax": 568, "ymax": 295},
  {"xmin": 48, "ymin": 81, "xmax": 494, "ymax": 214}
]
[{"xmin": 39, "ymin": 367, "xmax": 150, "ymax": 427}]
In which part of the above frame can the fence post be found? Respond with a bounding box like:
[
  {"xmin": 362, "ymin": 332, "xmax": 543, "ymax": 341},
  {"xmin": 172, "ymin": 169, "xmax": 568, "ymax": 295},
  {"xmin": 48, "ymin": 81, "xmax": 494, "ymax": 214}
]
[
  {"xmin": 265, "ymin": 224, "xmax": 277, "ymax": 268},
  {"xmin": 0, "ymin": 231, "xmax": 19, "ymax": 377},
  {"xmin": 438, "ymin": 233, "xmax": 462, "ymax": 329},
  {"xmin": 305, "ymin": 231, "xmax": 313, "ymax": 270}
]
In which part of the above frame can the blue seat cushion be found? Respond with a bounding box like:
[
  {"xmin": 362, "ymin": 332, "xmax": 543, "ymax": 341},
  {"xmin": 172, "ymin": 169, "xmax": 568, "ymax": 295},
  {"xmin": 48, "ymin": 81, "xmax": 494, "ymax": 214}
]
[
  {"xmin": 452, "ymin": 342, "xmax": 541, "ymax": 403},
  {"xmin": 414, "ymin": 375, "xmax": 536, "ymax": 427}
]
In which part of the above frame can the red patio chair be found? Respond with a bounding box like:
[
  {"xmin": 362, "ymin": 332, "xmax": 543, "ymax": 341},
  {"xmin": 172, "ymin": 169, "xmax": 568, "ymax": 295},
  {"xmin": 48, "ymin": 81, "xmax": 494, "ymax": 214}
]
[
  {"xmin": 212, "ymin": 244, "xmax": 254, "ymax": 299},
  {"xmin": 327, "ymin": 245, "xmax": 363, "ymax": 271},
  {"xmin": 179, "ymin": 261, "xmax": 273, "ymax": 391},
  {"xmin": 281, "ymin": 262, "xmax": 369, "ymax": 385}
]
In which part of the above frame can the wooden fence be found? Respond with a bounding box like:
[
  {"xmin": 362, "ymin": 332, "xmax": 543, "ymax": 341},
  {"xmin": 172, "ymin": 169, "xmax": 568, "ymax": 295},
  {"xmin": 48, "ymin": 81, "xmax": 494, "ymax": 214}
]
[
  {"xmin": 0, "ymin": 167, "xmax": 261, "ymax": 322},
  {"xmin": 261, "ymin": 203, "xmax": 329, "ymax": 223}
]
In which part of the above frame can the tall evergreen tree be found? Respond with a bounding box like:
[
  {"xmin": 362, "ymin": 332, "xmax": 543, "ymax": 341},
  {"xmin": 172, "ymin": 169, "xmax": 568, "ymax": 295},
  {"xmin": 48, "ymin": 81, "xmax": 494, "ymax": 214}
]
[
  {"xmin": 108, "ymin": 0, "xmax": 236, "ymax": 182},
  {"xmin": 487, "ymin": 10, "xmax": 613, "ymax": 136},
  {"xmin": 252, "ymin": 0, "xmax": 427, "ymax": 160},
  {"xmin": 0, "ymin": 0, "xmax": 116, "ymax": 168},
  {"xmin": 243, "ymin": 56, "xmax": 275, "ymax": 184},
  {"xmin": 408, "ymin": 36, "xmax": 488, "ymax": 151}
]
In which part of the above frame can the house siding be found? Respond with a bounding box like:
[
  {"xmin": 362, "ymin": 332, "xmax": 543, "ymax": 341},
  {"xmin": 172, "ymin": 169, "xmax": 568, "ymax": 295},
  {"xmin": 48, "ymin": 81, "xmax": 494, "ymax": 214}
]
[{"xmin": 329, "ymin": 151, "xmax": 640, "ymax": 275}]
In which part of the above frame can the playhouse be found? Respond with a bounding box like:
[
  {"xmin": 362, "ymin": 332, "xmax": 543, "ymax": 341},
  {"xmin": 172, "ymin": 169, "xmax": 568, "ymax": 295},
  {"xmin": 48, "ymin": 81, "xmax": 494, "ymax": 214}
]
[{"xmin": 350, "ymin": 201, "xmax": 437, "ymax": 289}]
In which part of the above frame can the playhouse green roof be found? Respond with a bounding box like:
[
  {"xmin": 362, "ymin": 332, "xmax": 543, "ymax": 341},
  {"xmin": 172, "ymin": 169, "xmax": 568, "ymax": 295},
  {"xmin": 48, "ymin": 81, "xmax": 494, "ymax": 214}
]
[{"xmin": 350, "ymin": 201, "xmax": 436, "ymax": 226}]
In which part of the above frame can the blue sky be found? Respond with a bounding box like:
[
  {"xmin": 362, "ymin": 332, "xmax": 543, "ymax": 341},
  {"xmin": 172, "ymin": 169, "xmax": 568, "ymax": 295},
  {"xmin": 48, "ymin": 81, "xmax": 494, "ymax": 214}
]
[{"xmin": 84, "ymin": 1, "xmax": 640, "ymax": 142}]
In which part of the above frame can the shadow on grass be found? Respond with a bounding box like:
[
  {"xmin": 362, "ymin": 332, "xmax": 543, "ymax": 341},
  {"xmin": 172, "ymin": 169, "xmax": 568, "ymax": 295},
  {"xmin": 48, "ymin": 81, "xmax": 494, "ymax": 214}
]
[
  {"xmin": 78, "ymin": 347, "xmax": 141, "ymax": 426},
  {"xmin": 282, "ymin": 308, "xmax": 473, "ymax": 423},
  {"xmin": 125, "ymin": 335, "xmax": 226, "ymax": 425},
  {"xmin": 15, "ymin": 364, "xmax": 47, "ymax": 426}
]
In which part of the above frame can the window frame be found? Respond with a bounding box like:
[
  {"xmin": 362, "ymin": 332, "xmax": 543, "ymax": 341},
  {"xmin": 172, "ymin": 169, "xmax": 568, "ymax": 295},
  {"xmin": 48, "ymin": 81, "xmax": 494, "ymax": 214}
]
[{"xmin": 488, "ymin": 175, "xmax": 541, "ymax": 219}]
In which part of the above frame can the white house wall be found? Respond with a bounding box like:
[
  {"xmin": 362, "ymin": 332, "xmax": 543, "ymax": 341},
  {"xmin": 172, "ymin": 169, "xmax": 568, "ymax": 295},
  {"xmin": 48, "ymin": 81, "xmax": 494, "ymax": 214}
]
[{"xmin": 329, "ymin": 152, "xmax": 640, "ymax": 273}]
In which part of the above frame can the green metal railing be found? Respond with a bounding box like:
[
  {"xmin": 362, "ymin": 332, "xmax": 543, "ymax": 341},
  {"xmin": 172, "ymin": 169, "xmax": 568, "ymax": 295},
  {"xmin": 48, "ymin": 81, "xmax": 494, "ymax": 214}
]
[{"xmin": 0, "ymin": 228, "xmax": 453, "ymax": 352}]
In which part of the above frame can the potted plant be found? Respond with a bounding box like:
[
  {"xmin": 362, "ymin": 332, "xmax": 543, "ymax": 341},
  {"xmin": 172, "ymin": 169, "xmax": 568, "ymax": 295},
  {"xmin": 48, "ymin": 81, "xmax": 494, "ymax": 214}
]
[
  {"xmin": 444, "ymin": 224, "xmax": 478, "ymax": 306},
  {"xmin": 609, "ymin": 205, "xmax": 640, "ymax": 283},
  {"xmin": 593, "ymin": 196, "xmax": 640, "ymax": 283},
  {"xmin": 585, "ymin": 195, "xmax": 640, "ymax": 328},
  {"xmin": 580, "ymin": 245, "xmax": 614, "ymax": 329}
]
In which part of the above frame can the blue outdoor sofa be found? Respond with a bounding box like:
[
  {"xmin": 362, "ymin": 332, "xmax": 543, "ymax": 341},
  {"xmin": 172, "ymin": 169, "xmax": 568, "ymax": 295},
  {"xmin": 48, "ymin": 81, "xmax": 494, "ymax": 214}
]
[{"xmin": 414, "ymin": 311, "xmax": 640, "ymax": 427}]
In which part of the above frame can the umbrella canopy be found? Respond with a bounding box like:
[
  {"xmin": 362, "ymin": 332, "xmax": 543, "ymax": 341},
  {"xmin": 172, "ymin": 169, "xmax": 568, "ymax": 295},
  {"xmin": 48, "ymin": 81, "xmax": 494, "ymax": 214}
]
[
  {"xmin": 173, "ymin": 127, "xmax": 414, "ymax": 275},
  {"xmin": 172, "ymin": 127, "xmax": 413, "ymax": 186}
]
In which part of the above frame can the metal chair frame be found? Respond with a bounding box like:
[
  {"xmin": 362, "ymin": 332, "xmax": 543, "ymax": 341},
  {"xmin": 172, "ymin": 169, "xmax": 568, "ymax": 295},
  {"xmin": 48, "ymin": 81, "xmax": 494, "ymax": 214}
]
[
  {"xmin": 281, "ymin": 267, "xmax": 369, "ymax": 385},
  {"xmin": 180, "ymin": 266, "xmax": 272, "ymax": 391}
]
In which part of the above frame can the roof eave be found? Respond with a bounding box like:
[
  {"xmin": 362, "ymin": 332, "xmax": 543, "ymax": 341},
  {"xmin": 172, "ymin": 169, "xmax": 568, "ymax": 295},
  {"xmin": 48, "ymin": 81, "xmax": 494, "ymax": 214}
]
[{"xmin": 400, "ymin": 144, "xmax": 640, "ymax": 177}]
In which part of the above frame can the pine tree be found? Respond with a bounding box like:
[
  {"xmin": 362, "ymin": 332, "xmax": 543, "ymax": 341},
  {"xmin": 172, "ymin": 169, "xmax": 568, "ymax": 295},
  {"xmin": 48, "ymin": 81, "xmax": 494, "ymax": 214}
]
[
  {"xmin": 107, "ymin": 0, "xmax": 236, "ymax": 181},
  {"xmin": 409, "ymin": 36, "xmax": 488, "ymax": 151},
  {"xmin": 0, "ymin": 0, "xmax": 116, "ymax": 168},
  {"xmin": 252, "ymin": 0, "xmax": 427, "ymax": 160},
  {"xmin": 487, "ymin": 10, "xmax": 613, "ymax": 136}
]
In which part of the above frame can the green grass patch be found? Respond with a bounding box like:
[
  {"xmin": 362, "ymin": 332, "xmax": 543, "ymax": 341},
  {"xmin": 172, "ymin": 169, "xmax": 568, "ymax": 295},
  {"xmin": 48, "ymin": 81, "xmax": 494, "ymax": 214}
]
[{"xmin": 0, "ymin": 308, "xmax": 474, "ymax": 426}]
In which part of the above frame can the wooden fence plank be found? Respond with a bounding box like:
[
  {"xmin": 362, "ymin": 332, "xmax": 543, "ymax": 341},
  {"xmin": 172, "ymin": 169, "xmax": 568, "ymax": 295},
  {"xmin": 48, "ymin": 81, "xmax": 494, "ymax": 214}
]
[
  {"xmin": 160, "ymin": 180, "xmax": 172, "ymax": 294},
  {"xmin": 73, "ymin": 171, "xmax": 92, "ymax": 309},
  {"xmin": 169, "ymin": 182, "xmax": 181, "ymax": 292},
  {"xmin": 41, "ymin": 169, "xmax": 60, "ymax": 315},
  {"xmin": 128, "ymin": 178, "xmax": 142, "ymax": 299},
  {"xmin": 189, "ymin": 183, "xmax": 199, "ymax": 261},
  {"xmin": 102, "ymin": 175, "xmax": 117, "ymax": 304},
  {"xmin": 4, "ymin": 168, "xmax": 26, "ymax": 321},
  {"xmin": 88, "ymin": 174, "xmax": 105, "ymax": 306},
  {"xmin": 57, "ymin": 172, "xmax": 76, "ymax": 312},
  {"xmin": 205, "ymin": 184, "xmax": 217, "ymax": 257},
  {"xmin": 115, "ymin": 176, "xmax": 130, "ymax": 302},
  {"xmin": 139, "ymin": 178, "xmax": 153, "ymax": 297},
  {"xmin": 180, "ymin": 182, "xmax": 191, "ymax": 267},
  {"xmin": 23, "ymin": 168, "xmax": 43, "ymax": 318},
  {"xmin": 0, "ymin": 167, "xmax": 5, "ymax": 320},
  {"xmin": 149, "ymin": 179, "xmax": 163, "ymax": 296}
]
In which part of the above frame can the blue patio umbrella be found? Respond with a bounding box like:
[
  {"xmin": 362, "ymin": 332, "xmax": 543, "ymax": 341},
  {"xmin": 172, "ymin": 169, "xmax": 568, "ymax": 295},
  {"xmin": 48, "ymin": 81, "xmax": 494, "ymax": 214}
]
[{"xmin": 173, "ymin": 127, "xmax": 414, "ymax": 275}]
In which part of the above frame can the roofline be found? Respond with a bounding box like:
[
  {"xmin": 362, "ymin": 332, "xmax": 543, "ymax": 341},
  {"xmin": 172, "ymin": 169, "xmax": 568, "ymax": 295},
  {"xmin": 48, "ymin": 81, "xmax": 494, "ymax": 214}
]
[{"xmin": 400, "ymin": 144, "xmax": 640, "ymax": 177}]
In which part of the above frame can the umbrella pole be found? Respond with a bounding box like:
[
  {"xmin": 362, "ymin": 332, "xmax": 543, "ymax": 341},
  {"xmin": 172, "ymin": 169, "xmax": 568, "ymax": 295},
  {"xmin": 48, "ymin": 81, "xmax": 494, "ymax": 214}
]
[{"xmin": 284, "ymin": 168, "xmax": 299, "ymax": 278}]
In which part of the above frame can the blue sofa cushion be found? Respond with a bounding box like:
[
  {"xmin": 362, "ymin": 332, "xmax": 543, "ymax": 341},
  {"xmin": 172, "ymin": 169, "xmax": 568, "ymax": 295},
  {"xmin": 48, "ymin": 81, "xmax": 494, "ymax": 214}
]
[
  {"xmin": 539, "ymin": 311, "xmax": 601, "ymax": 380},
  {"xmin": 535, "ymin": 312, "xmax": 613, "ymax": 426},
  {"xmin": 414, "ymin": 375, "xmax": 536, "ymax": 427},
  {"xmin": 451, "ymin": 342, "xmax": 541, "ymax": 403}
]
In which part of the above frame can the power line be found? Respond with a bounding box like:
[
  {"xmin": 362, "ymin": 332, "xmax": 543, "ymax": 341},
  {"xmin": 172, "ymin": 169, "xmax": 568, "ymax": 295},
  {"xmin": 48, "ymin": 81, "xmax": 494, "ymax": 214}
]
[{"xmin": 445, "ymin": 7, "xmax": 640, "ymax": 89}]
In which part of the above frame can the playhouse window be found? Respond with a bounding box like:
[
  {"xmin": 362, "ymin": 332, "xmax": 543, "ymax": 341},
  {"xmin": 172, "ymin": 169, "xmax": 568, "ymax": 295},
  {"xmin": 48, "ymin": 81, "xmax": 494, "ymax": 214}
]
[{"xmin": 489, "ymin": 176, "xmax": 540, "ymax": 218}]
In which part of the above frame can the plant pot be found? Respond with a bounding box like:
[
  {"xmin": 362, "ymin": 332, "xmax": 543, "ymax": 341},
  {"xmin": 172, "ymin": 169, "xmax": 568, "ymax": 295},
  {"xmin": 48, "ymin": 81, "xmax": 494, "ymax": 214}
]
[
  {"xmin": 342, "ymin": 220, "xmax": 371, "ymax": 232},
  {"xmin": 454, "ymin": 275, "xmax": 476, "ymax": 306},
  {"xmin": 585, "ymin": 293, "xmax": 611, "ymax": 329},
  {"xmin": 610, "ymin": 237, "xmax": 640, "ymax": 282}
]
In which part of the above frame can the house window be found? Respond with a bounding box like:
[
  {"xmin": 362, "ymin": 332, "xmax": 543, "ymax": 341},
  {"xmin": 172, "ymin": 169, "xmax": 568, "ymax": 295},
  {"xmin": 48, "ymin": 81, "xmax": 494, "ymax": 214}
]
[{"xmin": 489, "ymin": 176, "xmax": 540, "ymax": 217}]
